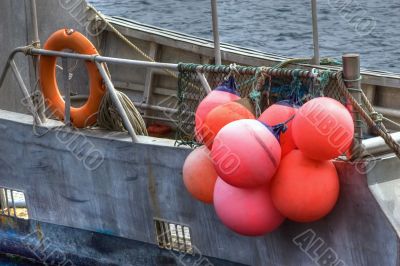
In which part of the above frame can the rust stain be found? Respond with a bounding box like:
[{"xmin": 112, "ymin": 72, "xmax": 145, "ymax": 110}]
[{"xmin": 147, "ymin": 160, "xmax": 161, "ymax": 218}]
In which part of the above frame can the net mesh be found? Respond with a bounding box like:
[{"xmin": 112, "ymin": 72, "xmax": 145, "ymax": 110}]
[{"xmin": 175, "ymin": 63, "xmax": 345, "ymax": 146}]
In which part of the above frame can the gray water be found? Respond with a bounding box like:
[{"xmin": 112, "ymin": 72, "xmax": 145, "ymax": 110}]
[{"xmin": 88, "ymin": 0, "xmax": 400, "ymax": 73}]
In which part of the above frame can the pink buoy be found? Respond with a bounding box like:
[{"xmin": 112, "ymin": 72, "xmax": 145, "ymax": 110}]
[
  {"xmin": 258, "ymin": 100, "xmax": 298, "ymax": 157},
  {"xmin": 195, "ymin": 77, "xmax": 240, "ymax": 142},
  {"xmin": 183, "ymin": 146, "xmax": 218, "ymax": 204},
  {"xmin": 292, "ymin": 97, "xmax": 354, "ymax": 160},
  {"xmin": 213, "ymin": 177, "xmax": 285, "ymax": 236},
  {"xmin": 211, "ymin": 119, "xmax": 281, "ymax": 188}
]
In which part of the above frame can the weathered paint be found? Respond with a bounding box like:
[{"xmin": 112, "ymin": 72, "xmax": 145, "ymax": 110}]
[{"xmin": 0, "ymin": 110, "xmax": 398, "ymax": 265}]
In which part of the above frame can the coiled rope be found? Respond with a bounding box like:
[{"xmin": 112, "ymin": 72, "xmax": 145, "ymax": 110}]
[{"xmin": 96, "ymin": 64, "xmax": 148, "ymax": 135}]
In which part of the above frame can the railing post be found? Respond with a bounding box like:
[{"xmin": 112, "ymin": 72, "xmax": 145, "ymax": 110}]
[
  {"xmin": 311, "ymin": 0, "xmax": 320, "ymax": 65},
  {"xmin": 342, "ymin": 53, "xmax": 363, "ymax": 159},
  {"xmin": 30, "ymin": 0, "xmax": 40, "ymax": 48},
  {"xmin": 95, "ymin": 61, "xmax": 139, "ymax": 143},
  {"xmin": 62, "ymin": 58, "xmax": 71, "ymax": 126},
  {"xmin": 211, "ymin": 0, "xmax": 222, "ymax": 65}
]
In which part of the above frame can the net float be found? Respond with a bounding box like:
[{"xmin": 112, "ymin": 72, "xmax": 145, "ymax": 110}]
[
  {"xmin": 292, "ymin": 97, "xmax": 354, "ymax": 160},
  {"xmin": 183, "ymin": 146, "xmax": 218, "ymax": 204},
  {"xmin": 213, "ymin": 177, "xmax": 285, "ymax": 236},
  {"xmin": 202, "ymin": 101, "xmax": 255, "ymax": 149},
  {"xmin": 195, "ymin": 77, "xmax": 240, "ymax": 142},
  {"xmin": 270, "ymin": 150, "xmax": 340, "ymax": 222},
  {"xmin": 211, "ymin": 119, "xmax": 281, "ymax": 188},
  {"xmin": 258, "ymin": 100, "xmax": 298, "ymax": 157}
]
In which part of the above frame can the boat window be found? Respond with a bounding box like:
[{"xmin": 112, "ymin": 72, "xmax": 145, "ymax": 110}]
[
  {"xmin": 154, "ymin": 218, "xmax": 193, "ymax": 254},
  {"xmin": 0, "ymin": 188, "xmax": 29, "ymax": 220}
]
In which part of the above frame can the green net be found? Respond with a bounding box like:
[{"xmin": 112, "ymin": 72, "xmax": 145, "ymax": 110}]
[{"xmin": 175, "ymin": 63, "xmax": 345, "ymax": 147}]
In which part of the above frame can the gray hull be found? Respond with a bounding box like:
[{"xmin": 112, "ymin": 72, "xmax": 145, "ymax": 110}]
[{"xmin": 0, "ymin": 110, "xmax": 398, "ymax": 266}]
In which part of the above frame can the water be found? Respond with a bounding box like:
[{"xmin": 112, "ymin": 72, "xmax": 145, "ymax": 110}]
[{"xmin": 88, "ymin": 0, "xmax": 400, "ymax": 73}]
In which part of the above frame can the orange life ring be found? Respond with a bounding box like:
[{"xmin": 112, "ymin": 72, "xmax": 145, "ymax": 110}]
[{"xmin": 39, "ymin": 29, "xmax": 105, "ymax": 127}]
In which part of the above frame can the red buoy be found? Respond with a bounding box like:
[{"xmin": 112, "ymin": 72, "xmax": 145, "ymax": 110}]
[
  {"xmin": 195, "ymin": 77, "xmax": 240, "ymax": 142},
  {"xmin": 202, "ymin": 102, "xmax": 255, "ymax": 149},
  {"xmin": 183, "ymin": 146, "xmax": 218, "ymax": 204},
  {"xmin": 214, "ymin": 178, "xmax": 285, "ymax": 236},
  {"xmin": 258, "ymin": 101, "xmax": 298, "ymax": 157},
  {"xmin": 211, "ymin": 119, "xmax": 281, "ymax": 188},
  {"xmin": 292, "ymin": 97, "xmax": 354, "ymax": 160},
  {"xmin": 270, "ymin": 150, "xmax": 340, "ymax": 222}
]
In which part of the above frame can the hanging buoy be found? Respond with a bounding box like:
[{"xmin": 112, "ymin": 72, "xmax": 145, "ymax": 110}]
[
  {"xmin": 183, "ymin": 146, "xmax": 218, "ymax": 204},
  {"xmin": 211, "ymin": 119, "xmax": 281, "ymax": 188},
  {"xmin": 258, "ymin": 100, "xmax": 298, "ymax": 157},
  {"xmin": 270, "ymin": 150, "xmax": 340, "ymax": 222},
  {"xmin": 195, "ymin": 77, "xmax": 240, "ymax": 142},
  {"xmin": 202, "ymin": 102, "xmax": 255, "ymax": 149},
  {"xmin": 292, "ymin": 97, "xmax": 354, "ymax": 160},
  {"xmin": 213, "ymin": 178, "xmax": 285, "ymax": 236}
]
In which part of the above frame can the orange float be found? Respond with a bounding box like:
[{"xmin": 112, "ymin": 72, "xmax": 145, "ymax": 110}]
[
  {"xmin": 182, "ymin": 146, "xmax": 218, "ymax": 204},
  {"xmin": 195, "ymin": 77, "xmax": 240, "ymax": 142},
  {"xmin": 147, "ymin": 123, "xmax": 171, "ymax": 137},
  {"xmin": 292, "ymin": 97, "xmax": 354, "ymax": 160},
  {"xmin": 258, "ymin": 100, "xmax": 298, "ymax": 157},
  {"xmin": 211, "ymin": 119, "xmax": 281, "ymax": 188},
  {"xmin": 39, "ymin": 29, "xmax": 105, "ymax": 128},
  {"xmin": 270, "ymin": 150, "xmax": 340, "ymax": 222},
  {"xmin": 202, "ymin": 101, "xmax": 255, "ymax": 149},
  {"xmin": 213, "ymin": 177, "xmax": 285, "ymax": 236}
]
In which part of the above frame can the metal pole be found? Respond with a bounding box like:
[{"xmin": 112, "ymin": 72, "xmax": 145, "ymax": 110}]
[
  {"xmin": 196, "ymin": 71, "xmax": 212, "ymax": 94},
  {"xmin": 19, "ymin": 48, "xmax": 338, "ymax": 78},
  {"xmin": 10, "ymin": 60, "xmax": 42, "ymax": 125},
  {"xmin": 363, "ymin": 132, "xmax": 400, "ymax": 156},
  {"xmin": 95, "ymin": 62, "xmax": 139, "ymax": 142},
  {"xmin": 62, "ymin": 58, "xmax": 71, "ymax": 126},
  {"xmin": 311, "ymin": 0, "xmax": 320, "ymax": 65},
  {"xmin": 30, "ymin": 0, "xmax": 40, "ymax": 47},
  {"xmin": 342, "ymin": 54, "xmax": 363, "ymax": 159},
  {"xmin": 211, "ymin": 0, "xmax": 222, "ymax": 65}
]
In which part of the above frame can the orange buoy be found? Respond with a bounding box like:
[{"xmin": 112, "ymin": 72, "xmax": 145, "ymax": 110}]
[
  {"xmin": 270, "ymin": 150, "xmax": 340, "ymax": 222},
  {"xmin": 195, "ymin": 77, "xmax": 240, "ymax": 141},
  {"xmin": 292, "ymin": 97, "xmax": 354, "ymax": 160},
  {"xmin": 183, "ymin": 146, "xmax": 218, "ymax": 204},
  {"xmin": 258, "ymin": 100, "xmax": 298, "ymax": 157},
  {"xmin": 211, "ymin": 119, "xmax": 281, "ymax": 188},
  {"xmin": 202, "ymin": 101, "xmax": 255, "ymax": 149},
  {"xmin": 213, "ymin": 177, "xmax": 285, "ymax": 236},
  {"xmin": 39, "ymin": 29, "xmax": 105, "ymax": 128}
]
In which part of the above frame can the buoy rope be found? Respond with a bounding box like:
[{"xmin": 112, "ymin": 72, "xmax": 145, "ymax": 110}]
[{"xmin": 335, "ymin": 71, "xmax": 400, "ymax": 159}]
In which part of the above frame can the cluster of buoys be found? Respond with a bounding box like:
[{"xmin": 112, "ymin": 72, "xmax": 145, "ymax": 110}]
[{"xmin": 183, "ymin": 78, "xmax": 354, "ymax": 236}]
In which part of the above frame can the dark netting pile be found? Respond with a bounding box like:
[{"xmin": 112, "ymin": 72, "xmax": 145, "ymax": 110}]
[{"xmin": 175, "ymin": 63, "xmax": 345, "ymax": 147}]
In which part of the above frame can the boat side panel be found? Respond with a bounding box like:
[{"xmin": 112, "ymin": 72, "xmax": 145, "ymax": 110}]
[{"xmin": 0, "ymin": 112, "xmax": 398, "ymax": 265}]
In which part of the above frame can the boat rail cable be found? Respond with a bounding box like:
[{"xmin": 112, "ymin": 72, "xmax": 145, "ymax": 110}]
[{"xmin": 87, "ymin": 4, "xmax": 178, "ymax": 80}]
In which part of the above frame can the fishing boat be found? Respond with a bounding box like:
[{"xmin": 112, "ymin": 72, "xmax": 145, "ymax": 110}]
[{"xmin": 0, "ymin": 0, "xmax": 400, "ymax": 265}]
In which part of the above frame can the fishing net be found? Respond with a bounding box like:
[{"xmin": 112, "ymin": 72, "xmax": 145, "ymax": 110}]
[{"xmin": 175, "ymin": 63, "xmax": 345, "ymax": 147}]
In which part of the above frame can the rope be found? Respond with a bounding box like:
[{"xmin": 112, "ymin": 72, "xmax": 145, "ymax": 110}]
[
  {"xmin": 87, "ymin": 4, "xmax": 178, "ymax": 79},
  {"xmin": 97, "ymin": 63, "xmax": 147, "ymax": 135},
  {"xmin": 335, "ymin": 71, "xmax": 400, "ymax": 159},
  {"xmin": 97, "ymin": 89, "xmax": 148, "ymax": 135}
]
